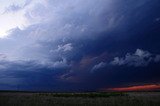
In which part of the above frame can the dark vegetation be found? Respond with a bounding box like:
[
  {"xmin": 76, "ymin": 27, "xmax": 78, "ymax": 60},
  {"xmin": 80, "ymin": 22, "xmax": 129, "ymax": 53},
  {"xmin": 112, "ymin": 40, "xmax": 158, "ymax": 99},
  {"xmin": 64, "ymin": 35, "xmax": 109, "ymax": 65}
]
[{"xmin": 0, "ymin": 91, "xmax": 160, "ymax": 106}]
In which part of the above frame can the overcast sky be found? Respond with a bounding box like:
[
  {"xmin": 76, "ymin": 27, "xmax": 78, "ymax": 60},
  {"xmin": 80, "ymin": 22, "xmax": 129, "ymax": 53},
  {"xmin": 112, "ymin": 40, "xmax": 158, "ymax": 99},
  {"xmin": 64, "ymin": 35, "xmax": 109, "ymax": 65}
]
[{"xmin": 0, "ymin": 0, "xmax": 160, "ymax": 91}]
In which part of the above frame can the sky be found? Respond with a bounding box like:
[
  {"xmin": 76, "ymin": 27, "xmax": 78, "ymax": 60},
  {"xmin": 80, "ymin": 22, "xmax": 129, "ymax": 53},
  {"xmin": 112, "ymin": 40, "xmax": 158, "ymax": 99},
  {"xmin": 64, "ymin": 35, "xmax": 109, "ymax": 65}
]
[{"xmin": 0, "ymin": 0, "xmax": 160, "ymax": 92}]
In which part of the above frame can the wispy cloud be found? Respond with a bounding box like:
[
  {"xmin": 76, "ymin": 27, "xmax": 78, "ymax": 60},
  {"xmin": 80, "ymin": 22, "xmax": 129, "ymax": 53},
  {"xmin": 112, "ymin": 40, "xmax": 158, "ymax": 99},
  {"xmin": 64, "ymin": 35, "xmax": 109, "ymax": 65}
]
[{"xmin": 91, "ymin": 62, "xmax": 106, "ymax": 72}]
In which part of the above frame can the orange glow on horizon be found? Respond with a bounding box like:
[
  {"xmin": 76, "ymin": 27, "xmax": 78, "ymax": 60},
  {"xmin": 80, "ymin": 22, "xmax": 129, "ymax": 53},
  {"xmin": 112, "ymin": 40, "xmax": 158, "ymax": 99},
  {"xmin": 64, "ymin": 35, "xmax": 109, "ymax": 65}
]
[{"xmin": 105, "ymin": 84, "xmax": 160, "ymax": 91}]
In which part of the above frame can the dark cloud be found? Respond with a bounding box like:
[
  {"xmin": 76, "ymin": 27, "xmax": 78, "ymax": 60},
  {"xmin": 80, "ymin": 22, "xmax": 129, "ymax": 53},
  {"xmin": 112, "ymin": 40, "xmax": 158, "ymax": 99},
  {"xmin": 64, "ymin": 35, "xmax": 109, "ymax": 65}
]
[{"xmin": 0, "ymin": 0, "xmax": 160, "ymax": 91}]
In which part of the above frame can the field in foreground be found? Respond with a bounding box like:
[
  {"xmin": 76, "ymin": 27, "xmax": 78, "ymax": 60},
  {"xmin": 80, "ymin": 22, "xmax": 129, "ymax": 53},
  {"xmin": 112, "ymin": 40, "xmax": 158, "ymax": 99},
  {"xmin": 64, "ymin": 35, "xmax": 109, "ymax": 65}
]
[{"xmin": 0, "ymin": 92, "xmax": 160, "ymax": 106}]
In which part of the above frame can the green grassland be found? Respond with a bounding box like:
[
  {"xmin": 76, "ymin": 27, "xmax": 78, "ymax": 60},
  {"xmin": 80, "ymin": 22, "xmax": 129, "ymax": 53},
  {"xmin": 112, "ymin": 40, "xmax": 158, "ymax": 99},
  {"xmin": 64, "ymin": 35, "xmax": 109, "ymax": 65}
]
[{"xmin": 0, "ymin": 91, "xmax": 160, "ymax": 106}]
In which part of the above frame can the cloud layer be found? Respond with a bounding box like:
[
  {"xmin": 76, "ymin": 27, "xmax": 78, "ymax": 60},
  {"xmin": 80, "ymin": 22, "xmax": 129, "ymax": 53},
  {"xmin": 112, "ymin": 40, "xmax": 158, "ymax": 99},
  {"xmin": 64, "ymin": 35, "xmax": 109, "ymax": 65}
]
[{"xmin": 0, "ymin": 0, "xmax": 160, "ymax": 91}]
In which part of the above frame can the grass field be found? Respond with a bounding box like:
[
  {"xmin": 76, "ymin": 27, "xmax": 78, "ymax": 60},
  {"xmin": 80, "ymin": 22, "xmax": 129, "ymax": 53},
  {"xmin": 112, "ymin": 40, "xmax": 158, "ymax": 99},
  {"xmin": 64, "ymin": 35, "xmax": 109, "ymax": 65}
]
[{"xmin": 0, "ymin": 91, "xmax": 160, "ymax": 106}]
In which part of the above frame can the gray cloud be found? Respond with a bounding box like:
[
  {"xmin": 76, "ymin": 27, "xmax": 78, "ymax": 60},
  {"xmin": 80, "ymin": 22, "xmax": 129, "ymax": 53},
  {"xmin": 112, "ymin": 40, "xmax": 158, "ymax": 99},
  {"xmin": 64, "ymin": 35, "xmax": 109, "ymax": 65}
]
[
  {"xmin": 4, "ymin": 4, "xmax": 22, "ymax": 13},
  {"xmin": 48, "ymin": 58, "xmax": 70, "ymax": 69},
  {"xmin": 0, "ymin": 53, "xmax": 7, "ymax": 60},
  {"xmin": 154, "ymin": 55, "xmax": 160, "ymax": 62},
  {"xmin": 0, "ymin": 0, "xmax": 122, "ymax": 65},
  {"xmin": 0, "ymin": 0, "xmax": 159, "ymax": 90},
  {"xmin": 111, "ymin": 49, "xmax": 160, "ymax": 67},
  {"xmin": 91, "ymin": 62, "xmax": 106, "ymax": 72},
  {"xmin": 3, "ymin": 0, "xmax": 39, "ymax": 14},
  {"xmin": 57, "ymin": 43, "xmax": 73, "ymax": 52},
  {"xmin": 0, "ymin": 57, "xmax": 69, "ymax": 86},
  {"xmin": 156, "ymin": 18, "xmax": 160, "ymax": 22}
]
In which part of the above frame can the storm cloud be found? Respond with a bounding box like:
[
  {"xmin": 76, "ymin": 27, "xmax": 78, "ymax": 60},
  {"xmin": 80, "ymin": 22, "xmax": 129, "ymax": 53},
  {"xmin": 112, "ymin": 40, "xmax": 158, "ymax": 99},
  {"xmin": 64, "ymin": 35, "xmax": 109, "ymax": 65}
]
[{"xmin": 0, "ymin": 0, "xmax": 160, "ymax": 91}]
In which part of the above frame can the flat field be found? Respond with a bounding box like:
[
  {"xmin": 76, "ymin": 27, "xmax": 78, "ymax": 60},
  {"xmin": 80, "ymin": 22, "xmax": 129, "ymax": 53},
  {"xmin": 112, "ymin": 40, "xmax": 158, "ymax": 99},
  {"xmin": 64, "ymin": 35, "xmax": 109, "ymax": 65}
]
[{"xmin": 0, "ymin": 91, "xmax": 160, "ymax": 106}]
